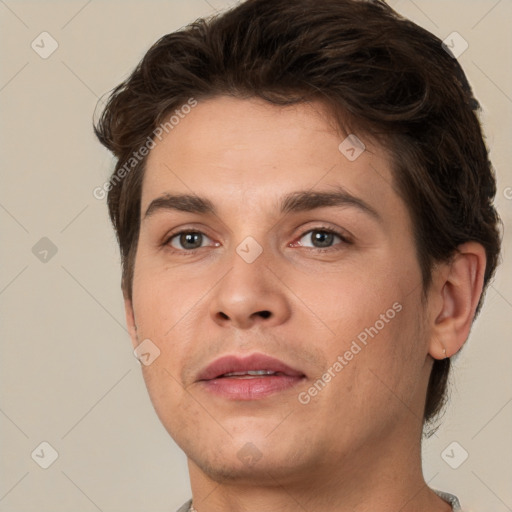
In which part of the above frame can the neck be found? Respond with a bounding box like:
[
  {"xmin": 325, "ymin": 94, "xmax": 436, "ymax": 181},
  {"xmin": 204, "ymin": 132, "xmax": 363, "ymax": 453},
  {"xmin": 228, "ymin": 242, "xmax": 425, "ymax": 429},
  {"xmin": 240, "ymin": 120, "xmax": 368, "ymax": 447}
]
[{"xmin": 186, "ymin": 426, "xmax": 451, "ymax": 512}]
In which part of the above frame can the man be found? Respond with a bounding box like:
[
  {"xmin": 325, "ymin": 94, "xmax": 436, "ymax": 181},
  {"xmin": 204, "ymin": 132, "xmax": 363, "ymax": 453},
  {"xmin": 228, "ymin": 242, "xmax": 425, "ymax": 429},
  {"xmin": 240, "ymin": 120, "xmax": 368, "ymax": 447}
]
[{"xmin": 94, "ymin": 0, "xmax": 501, "ymax": 510}]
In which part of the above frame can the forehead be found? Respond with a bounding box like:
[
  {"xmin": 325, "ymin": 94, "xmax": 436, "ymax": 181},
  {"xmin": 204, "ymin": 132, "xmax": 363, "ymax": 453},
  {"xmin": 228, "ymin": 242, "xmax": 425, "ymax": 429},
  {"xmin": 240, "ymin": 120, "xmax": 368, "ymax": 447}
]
[{"xmin": 141, "ymin": 96, "xmax": 401, "ymax": 221}]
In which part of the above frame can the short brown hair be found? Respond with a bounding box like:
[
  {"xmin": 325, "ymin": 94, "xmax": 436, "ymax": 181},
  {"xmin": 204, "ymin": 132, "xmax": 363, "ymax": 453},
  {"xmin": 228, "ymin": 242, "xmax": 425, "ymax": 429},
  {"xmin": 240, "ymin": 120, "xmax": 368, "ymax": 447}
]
[{"xmin": 94, "ymin": 0, "xmax": 501, "ymax": 428}]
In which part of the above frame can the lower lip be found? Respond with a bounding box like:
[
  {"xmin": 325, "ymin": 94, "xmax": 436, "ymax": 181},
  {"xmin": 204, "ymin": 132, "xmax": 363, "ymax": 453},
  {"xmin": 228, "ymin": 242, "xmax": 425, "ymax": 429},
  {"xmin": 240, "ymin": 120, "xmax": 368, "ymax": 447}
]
[{"xmin": 199, "ymin": 375, "xmax": 304, "ymax": 400}]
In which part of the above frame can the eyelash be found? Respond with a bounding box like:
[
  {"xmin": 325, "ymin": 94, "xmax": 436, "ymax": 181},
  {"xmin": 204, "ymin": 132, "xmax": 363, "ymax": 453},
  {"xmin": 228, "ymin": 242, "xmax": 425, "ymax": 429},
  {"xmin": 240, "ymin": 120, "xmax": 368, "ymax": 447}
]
[{"xmin": 163, "ymin": 226, "xmax": 352, "ymax": 255}]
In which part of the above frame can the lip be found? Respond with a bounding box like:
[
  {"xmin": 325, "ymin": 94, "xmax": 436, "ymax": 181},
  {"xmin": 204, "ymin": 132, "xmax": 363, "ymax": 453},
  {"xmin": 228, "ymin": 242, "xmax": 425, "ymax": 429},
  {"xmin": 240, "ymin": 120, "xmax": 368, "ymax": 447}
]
[{"xmin": 197, "ymin": 353, "xmax": 306, "ymax": 400}]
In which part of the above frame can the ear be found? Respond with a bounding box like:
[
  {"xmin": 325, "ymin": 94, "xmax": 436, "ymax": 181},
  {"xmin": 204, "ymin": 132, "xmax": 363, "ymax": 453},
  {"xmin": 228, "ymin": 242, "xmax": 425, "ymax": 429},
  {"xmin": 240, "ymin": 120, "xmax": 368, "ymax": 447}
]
[
  {"xmin": 428, "ymin": 242, "xmax": 487, "ymax": 360},
  {"xmin": 124, "ymin": 295, "xmax": 139, "ymax": 350}
]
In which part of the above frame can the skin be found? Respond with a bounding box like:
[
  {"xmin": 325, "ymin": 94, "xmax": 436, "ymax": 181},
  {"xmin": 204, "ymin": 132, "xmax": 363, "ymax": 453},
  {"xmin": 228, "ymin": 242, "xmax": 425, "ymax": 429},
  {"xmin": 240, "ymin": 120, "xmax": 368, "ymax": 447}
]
[{"xmin": 124, "ymin": 96, "xmax": 486, "ymax": 511}]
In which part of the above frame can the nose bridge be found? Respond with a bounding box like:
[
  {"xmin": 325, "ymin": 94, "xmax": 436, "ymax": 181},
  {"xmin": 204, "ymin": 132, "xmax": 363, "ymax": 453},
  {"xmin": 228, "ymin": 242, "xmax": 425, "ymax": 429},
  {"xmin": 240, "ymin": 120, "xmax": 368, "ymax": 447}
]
[{"xmin": 209, "ymin": 234, "xmax": 290, "ymax": 329}]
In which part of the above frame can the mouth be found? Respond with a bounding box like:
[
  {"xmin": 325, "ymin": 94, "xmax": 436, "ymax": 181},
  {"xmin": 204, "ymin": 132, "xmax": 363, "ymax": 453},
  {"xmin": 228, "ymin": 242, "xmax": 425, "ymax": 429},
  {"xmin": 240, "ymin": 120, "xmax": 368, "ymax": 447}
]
[
  {"xmin": 197, "ymin": 353, "xmax": 306, "ymax": 400},
  {"xmin": 219, "ymin": 370, "xmax": 290, "ymax": 379}
]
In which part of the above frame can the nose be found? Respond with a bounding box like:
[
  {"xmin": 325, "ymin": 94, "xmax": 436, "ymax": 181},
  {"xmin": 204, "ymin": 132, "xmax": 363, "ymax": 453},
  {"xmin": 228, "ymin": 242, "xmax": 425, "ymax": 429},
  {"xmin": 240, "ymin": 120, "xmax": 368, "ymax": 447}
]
[{"xmin": 208, "ymin": 249, "xmax": 291, "ymax": 330}]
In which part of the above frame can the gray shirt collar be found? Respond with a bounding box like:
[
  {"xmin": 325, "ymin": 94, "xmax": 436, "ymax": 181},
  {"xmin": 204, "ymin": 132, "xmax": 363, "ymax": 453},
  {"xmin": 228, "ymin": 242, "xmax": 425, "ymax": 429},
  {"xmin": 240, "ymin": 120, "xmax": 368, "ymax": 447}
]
[
  {"xmin": 177, "ymin": 490, "xmax": 462, "ymax": 511},
  {"xmin": 434, "ymin": 489, "xmax": 462, "ymax": 510}
]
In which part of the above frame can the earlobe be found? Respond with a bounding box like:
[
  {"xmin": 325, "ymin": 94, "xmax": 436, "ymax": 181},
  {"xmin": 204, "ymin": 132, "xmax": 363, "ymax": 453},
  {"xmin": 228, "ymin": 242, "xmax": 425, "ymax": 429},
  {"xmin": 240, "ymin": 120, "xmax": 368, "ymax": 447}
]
[
  {"xmin": 428, "ymin": 242, "xmax": 486, "ymax": 360},
  {"xmin": 430, "ymin": 334, "xmax": 449, "ymax": 360},
  {"xmin": 124, "ymin": 297, "xmax": 139, "ymax": 350}
]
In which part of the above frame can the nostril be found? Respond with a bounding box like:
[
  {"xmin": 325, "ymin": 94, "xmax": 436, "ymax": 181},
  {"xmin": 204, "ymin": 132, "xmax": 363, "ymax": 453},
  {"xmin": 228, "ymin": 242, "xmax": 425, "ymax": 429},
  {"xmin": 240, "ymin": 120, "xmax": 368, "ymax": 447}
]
[{"xmin": 257, "ymin": 310, "xmax": 271, "ymax": 319}]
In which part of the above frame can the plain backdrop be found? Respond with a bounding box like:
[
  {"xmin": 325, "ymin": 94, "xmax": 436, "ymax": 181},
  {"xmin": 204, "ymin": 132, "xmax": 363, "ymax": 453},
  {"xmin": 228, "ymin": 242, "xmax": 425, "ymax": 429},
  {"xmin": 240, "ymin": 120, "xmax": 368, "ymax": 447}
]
[{"xmin": 1, "ymin": 1, "xmax": 511, "ymax": 511}]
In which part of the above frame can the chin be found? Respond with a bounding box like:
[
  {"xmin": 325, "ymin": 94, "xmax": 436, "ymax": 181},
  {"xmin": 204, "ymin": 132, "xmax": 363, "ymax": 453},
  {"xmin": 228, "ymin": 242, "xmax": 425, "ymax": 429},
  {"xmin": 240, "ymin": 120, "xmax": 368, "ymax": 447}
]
[
  {"xmin": 190, "ymin": 448, "xmax": 308, "ymax": 485},
  {"xmin": 183, "ymin": 428, "xmax": 317, "ymax": 485}
]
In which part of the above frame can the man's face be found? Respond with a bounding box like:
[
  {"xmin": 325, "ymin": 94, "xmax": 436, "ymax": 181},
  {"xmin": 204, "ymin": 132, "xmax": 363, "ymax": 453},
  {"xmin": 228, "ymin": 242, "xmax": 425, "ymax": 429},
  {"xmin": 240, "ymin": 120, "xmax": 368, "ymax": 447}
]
[{"xmin": 128, "ymin": 97, "xmax": 433, "ymax": 483}]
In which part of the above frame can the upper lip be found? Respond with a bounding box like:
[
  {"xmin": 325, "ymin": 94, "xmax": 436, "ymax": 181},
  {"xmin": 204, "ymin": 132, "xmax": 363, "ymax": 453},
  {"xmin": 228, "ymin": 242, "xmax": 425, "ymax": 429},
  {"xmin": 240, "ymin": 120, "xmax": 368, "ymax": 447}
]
[{"xmin": 197, "ymin": 353, "xmax": 305, "ymax": 381}]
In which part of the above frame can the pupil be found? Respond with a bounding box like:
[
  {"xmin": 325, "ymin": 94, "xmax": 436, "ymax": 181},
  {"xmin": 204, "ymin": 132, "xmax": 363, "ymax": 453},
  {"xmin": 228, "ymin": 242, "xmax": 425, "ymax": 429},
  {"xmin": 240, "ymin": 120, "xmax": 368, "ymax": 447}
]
[
  {"xmin": 181, "ymin": 232, "xmax": 202, "ymax": 249},
  {"xmin": 313, "ymin": 231, "xmax": 333, "ymax": 247}
]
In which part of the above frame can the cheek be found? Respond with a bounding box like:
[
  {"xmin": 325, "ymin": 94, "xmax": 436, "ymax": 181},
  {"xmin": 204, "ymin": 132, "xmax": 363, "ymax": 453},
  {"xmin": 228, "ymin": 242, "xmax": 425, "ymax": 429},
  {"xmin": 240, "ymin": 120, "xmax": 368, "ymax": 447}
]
[
  {"xmin": 131, "ymin": 267, "xmax": 200, "ymax": 430},
  {"xmin": 311, "ymin": 271, "xmax": 425, "ymax": 402},
  {"xmin": 357, "ymin": 294, "xmax": 428, "ymax": 413},
  {"xmin": 131, "ymin": 258, "xmax": 200, "ymax": 335},
  {"xmin": 297, "ymin": 258, "xmax": 411, "ymax": 347},
  {"xmin": 130, "ymin": 267, "xmax": 195, "ymax": 394}
]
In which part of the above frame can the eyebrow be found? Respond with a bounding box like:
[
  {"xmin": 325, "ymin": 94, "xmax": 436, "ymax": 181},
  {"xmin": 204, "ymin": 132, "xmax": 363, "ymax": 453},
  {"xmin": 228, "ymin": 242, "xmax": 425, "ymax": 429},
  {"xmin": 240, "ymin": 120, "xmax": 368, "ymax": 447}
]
[{"xmin": 143, "ymin": 186, "xmax": 381, "ymax": 222}]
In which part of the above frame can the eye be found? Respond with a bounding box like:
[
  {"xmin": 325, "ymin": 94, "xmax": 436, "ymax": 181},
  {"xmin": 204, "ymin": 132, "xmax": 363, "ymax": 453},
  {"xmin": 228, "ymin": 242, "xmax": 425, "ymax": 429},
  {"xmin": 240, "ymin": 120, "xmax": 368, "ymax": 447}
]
[
  {"xmin": 167, "ymin": 231, "xmax": 215, "ymax": 251},
  {"xmin": 296, "ymin": 228, "xmax": 348, "ymax": 250},
  {"xmin": 164, "ymin": 227, "xmax": 350, "ymax": 254}
]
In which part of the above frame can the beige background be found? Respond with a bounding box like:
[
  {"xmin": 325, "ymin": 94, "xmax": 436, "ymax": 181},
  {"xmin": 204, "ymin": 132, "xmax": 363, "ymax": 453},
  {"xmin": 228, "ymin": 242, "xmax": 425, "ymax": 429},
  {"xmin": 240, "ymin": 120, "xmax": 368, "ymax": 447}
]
[{"xmin": 0, "ymin": 0, "xmax": 510, "ymax": 511}]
